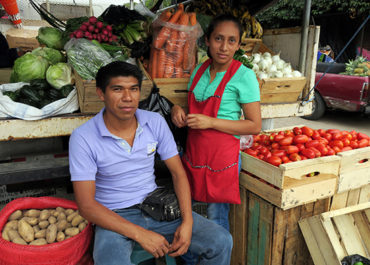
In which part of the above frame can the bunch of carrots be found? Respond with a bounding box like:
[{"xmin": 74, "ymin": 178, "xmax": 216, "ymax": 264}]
[{"xmin": 149, "ymin": 3, "xmax": 198, "ymax": 79}]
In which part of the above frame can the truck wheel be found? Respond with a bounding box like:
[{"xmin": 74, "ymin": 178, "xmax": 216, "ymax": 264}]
[{"xmin": 304, "ymin": 91, "xmax": 326, "ymax": 120}]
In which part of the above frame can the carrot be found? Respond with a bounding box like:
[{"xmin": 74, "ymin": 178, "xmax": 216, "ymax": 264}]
[
  {"xmin": 164, "ymin": 53, "xmax": 175, "ymax": 78},
  {"xmin": 157, "ymin": 49, "xmax": 166, "ymax": 78},
  {"xmin": 166, "ymin": 30, "xmax": 178, "ymax": 53},
  {"xmin": 175, "ymin": 66, "xmax": 183, "ymax": 78},
  {"xmin": 159, "ymin": 10, "xmax": 172, "ymax": 22},
  {"xmin": 189, "ymin": 12, "xmax": 197, "ymax": 26},
  {"xmin": 151, "ymin": 49, "xmax": 159, "ymax": 79},
  {"xmin": 154, "ymin": 27, "xmax": 171, "ymax": 49},
  {"xmin": 182, "ymin": 41, "xmax": 190, "ymax": 70},
  {"xmin": 168, "ymin": 7, "xmax": 183, "ymax": 24},
  {"xmin": 177, "ymin": 12, "xmax": 189, "ymax": 26},
  {"xmin": 178, "ymin": 3, "xmax": 184, "ymax": 12}
]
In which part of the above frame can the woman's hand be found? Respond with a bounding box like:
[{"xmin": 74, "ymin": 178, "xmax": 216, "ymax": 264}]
[
  {"xmin": 171, "ymin": 105, "xmax": 187, "ymax": 128},
  {"xmin": 186, "ymin": 114, "xmax": 214, "ymax": 129}
]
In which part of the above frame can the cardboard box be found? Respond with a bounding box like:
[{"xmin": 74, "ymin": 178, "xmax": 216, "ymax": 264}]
[{"xmin": 5, "ymin": 28, "xmax": 40, "ymax": 51}]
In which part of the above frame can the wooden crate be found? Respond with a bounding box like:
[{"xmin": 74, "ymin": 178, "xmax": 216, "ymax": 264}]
[
  {"xmin": 330, "ymin": 184, "xmax": 370, "ymax": 211},
  {"xmin": 229, "ymin": 185, "xmax": 331, "ymax": 265},
  {"xmin": 240, "ymin": 38, "xmax": 274, "ymax": 56},
  {"xmin": 0, "ymin": 68, "xmax": 12, "ymax": 84},
  {"xmin": 299, "ymin": 202, "xmax": 370, "ymax": 265},
  {"xmin": 336, "ymin": 146, "xmax": 370, "ymax": 193},
  {"xmin": 259, "ymin": 77, "xmax": 307, "ymax": 103},
  {"xmin": 240, "ymin": 171, "xmax": 336, "ymax": 210}
]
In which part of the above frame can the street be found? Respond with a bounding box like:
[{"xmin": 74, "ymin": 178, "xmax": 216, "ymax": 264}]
[{"xmin": 272, "ymin": 110, "xmax": 370, "ymax": 135}]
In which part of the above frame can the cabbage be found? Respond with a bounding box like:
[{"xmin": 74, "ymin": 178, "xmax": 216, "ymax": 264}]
[
  {"xmin": 10, "ymin": 53, "xmax": 49, "ymax": 83},
  {"xmin": 32, "ymin": 47, "xmax": 65, "ymax": 65},
  {"xmin": 46, "ymin": 63, "xmax": 73, "ymax": 89},
  {"xmin": 36, "ymin": 27, "xmax": 65, "ymax": 50}
]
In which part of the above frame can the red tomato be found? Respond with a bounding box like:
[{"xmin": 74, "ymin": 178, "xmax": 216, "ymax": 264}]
[
  {"xmin": 274, "ymin": 134, "xmax": 285, "ymax": 142},
  {"xmin": 341, "ymin": 146, "xmax": 353, "ymax": 152},
  {"xmin": 332, "ymin": 146, "xmax": 341, "ymax": 154},
  {"xmin": 350, "ymin": 140, "xmax": 359, "ymax": 149},
  {"xmin": 272, "ymin": 150, "xmax": 286, "ymax": 157},
  {"xmin": 330, "ymin": 140, "xmax": 344, "ymax": 149},
  {"xmin": 316, "ymin": 143, "xmax": 328, "ymax": 156},
  {"xmin": 263, "ymin": 139, "xmax": 271, "ymax": 146},
  {"xmin": 293, "ymin": 127, "xmax": 302, "ymax": 135},
  {"xmin": 278, "ymin": 131, "xmax": 285, "ymax": 135},
  {"xmin": 279, "ymin": 136, "xmax": 293, "ymax": 146},
  {"xmin": 358, "ymin": 139, "xmax": 369, "ymax": 148},
  {"xmin": 350, "ymin": 130, "xmax": 357, "ymax": 140},
  {"xmin": 264, "ymin": 151, "xmax": 272, "ymax": 159},
  {"xmin": 259, "ymin": 146, "xmax": 269, "ymax": 156},
  {"xmin": 300, "ymin": 148, "xmax": 316, "ymax": 159},
  {"xmin": 258, "ymin": 154, "xmax": 265, "ymax": 160},
  {"xmin": 285, "ymin": 130, "xmax": 294, "ymax": 137},
  {"xmin": 296, "ymin": 143, "xmax": 305, "ymax": 151},
  {"xmin": 318, "ymin": 129, "xmax": 326, "ymax": 136},
  {"xmin": 326, "ymin": 147, "xmax": 335, "ymax": 156},
  {"xmin": 281, "ymin": 156, "xmax": 290, "ymax": 163},
  {"xmin": 312, "ymin": 130, "xmax": 321, "ymax": 140},
  {"xmin": 326, "ymin": 129, "xmax": 341, "ymax": 134},
  {"xmin": 342, "ymin": 138, "xmax": 350, "ymax": 147},
  {"xmin": 269, "ymin": 133, "xmax": 277, "ymax": 141},
  {"xmin": 259, "ymin": 134, "xmax": 268, "ymax": 143},
  {"xmin": 271, "ymin": 142, "xmax": 280, "ymax": 150},
  {"xmin": 266, "ymin": 156, "xmax": 282, "ymax": 167},
  {"xmin": 358, "ymin": 132, "xmax": 370, "ymax": 140},
  {"xmin": 343, "ymin": 133, "xmax": 352, "ymax": 141},
  {"xmin": 306, "ymin": 140, "xmax": 320, "ymax": 148},
  {"xmin": 324, "ymin": 133, "xmax": 332, "ymax": 141},
  {"xmin": 332, "ymin": 133, "xmax": 343, "ymax": 141},
  {"xmin": 245, "ymin": 149, "xmax": 258, "ymax": 157},
  {"xmin": 301, "ymin": 155, "xmax": 308, "ymax": 160},
  {"xmin": 293, "ymin": 135, "xmax": 309, "ymax": 144},
  {"xmin": 282, "ymin": 145, "xmax": 299, "ymax": 154},
  {"xmin": 301, "ymin": 126, "xmax": 314, "ymax": 137},
  {"xmin": 310, "ymin": 147, "xmax": 321, "ymax": 157},
  {"xmin": 289, "ymin": 153, "xmax": 302, "ymax": 161},
  {"xmin": 319, "ymin": 137, "xmax": 329, "ymax": 146}
]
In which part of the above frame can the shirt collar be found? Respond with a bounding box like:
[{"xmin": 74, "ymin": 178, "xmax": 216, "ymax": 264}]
[{"xmin": 96, "ymin": 108, "xmax": 148, "ymax": 138}]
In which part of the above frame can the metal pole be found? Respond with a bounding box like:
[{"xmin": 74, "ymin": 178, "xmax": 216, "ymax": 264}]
[
  {"xmin": 130, "ymin": 0, "xmax": 134, "ymax": 10},
  {"xmin": 89, "ymin": 0, "xmax": 93, "ymax": 16},
  {"xmin": 46, "ymin": 0, "xmax": 50, "ymax": 12},
  {"xmin": 298, "ymin": 0, "xmax": 312, "ymax": 75}
]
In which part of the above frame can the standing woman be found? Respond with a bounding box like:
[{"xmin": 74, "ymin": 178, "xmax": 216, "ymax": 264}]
[{"xmin": 171, "ymin": 14, "xmax": 262, "ymax": 231}]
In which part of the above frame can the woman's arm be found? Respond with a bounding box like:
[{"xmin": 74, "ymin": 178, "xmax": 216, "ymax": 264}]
[{"xmin": 186, "ymin": 101, "xmax": 262, "ymax": 135}]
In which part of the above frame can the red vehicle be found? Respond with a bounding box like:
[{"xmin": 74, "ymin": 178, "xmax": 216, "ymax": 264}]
[{"xmin": 305, "ymin": 62, "xmax": 370, "ymax": 120}]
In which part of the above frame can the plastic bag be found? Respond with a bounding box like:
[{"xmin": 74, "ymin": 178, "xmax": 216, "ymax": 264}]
[
  {"xmin": 149, "ymin": 11, "xmax": 203, "ymax": 78},
  {"xmin": 64, "ymin": 38, "xmax": 114, "ymax": 80},
  {"xmin": 240, "ymin": 135, "xmax": 254, "ymax": 150},
  {"xmin": 341, "ymin": 254, "xmax": 370, "ymax": 265},
  {"xmin": 0, "ymin": 82, "xmax": 78, "ymax": 120}
]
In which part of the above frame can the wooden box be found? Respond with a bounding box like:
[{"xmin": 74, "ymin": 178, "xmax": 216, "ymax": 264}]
[
  {"xmin": 330, "ymin": 184, "xmax": 370, "ymax": 211},
  {"xmin": 299, "ymin": 202, "xmax": 370, "ymax": 265},
  {"xmin": 229, "ymin": 185, "xmax": 331, "ymax": 265},
  {"xmin": 240, "ymin": 38, "xmax": 274, "ymax": 56},
  {"xmin": 336, "ymin": 146, "xmax": 370, "ymax": 193},
  {"xmin": 5, "ymin": 28, "xmax": 40, "ymax": 51}
]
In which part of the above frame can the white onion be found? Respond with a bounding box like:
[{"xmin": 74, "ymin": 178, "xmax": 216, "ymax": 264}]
[
  {"xmin": 263, "ymin": 52, "xmax": 272, "ymax": 58},
  {"xmin": 274, "ymin": 71, "xmax": 283, "ymax": 78},
  {"xmin": 252, "ymin": 64, "xmax": 259, "ymax": 72},
  {"xmin": 252, "ymin": 53, "xmax": 261, "ymax": 64},
  {"xmin": 275, "ymin": 59, "xmax": 285, "ymax": 70},
  {"xmin": 258, "ymin": 72, "xmax": 268, "ymax": 79},
  {"xmin": 292, "ymin": 70, "xmax": 302, "ymax": 77},
  {"xmin": 271, "ymin": 54, "xmax": 281, "ymax": 64},
  {"xmin": 258, "ymin": 60, "xmax": 269, "ymax": 71},
  {"xmin": 284, "ymin": 73, "xmax": 293, "ymax": 78},
  {"xmin": 268, "ymin": 64, "xmax": 277, "ymax": 73}
]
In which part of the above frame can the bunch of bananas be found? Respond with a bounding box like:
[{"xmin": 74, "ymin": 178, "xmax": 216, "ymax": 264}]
[{"xmin": 190, "ymin": 0, "xmax": 263, "ymax": 39}]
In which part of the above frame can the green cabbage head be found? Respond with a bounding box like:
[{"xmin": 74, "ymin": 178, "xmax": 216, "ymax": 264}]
[
  {"xmin": 46, "ymin": 63, "xmax": 73, "ymax": 89},
  {"xmin": 10, "ymin": 53, "xmax": 49, "ymax": 83},
  {"xmin": 37, "ymin": 27, "xmax": 65, "ymax": 50},
  {"xmin": 32, "ymin": 47, "xmax": 65, "ymax": 65}
]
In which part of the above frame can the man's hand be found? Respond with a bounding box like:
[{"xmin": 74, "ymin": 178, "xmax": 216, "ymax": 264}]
[
  {"xmin": 171, "ymin": 105, "xmax": 187, "ymax": 128},
  {"xmin": 186, "ymin": 114, "xmax": 214, "ymax": 129},
  {"xmin": 137, "ymin": 230, "xmax": 171, "ymax": 258},
  {"xmin": 168, "ymin": 222, "xmax": 192, "ymax": 257}
]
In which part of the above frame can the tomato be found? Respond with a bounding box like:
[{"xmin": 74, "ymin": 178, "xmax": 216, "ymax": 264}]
[
  {"xmin": 271, "ymin": 142, "xmax": 280, "ymax": 150},
  {"xmin": 357, "ymin": 132, "xmax": 370, "ymax": 140},
  {"xmin": 274, "ymin": 134, "xmax": 285, "ymax": 142},
  {"xmin": 312, "ymin": 130, "xmax": 321, "ymax": 140},
  {"xmin": 296, "ymin": 143, "xmax": 305, "ymax": 151},
  {"xmin": 279, "ymin": 136, "xmax": 293, "ymax": 146},
  {"xmin": 342, "ymin": 138, "xmax": 350, "ymax": 147},
  {"xmin": 282, "ymin": 145, "xmax": 299, "ymax": 154},
  {"xmin": 264, "ymin": 151, "xmax": 272, "ymax": 159},
  {"xmin": 350, "ymin": 140, "xmax": 359, "ymax": 149},
  {"xmin": 259, "ymin": 134, "xmax": 269, "ymax": 143},
  {"xmin": 358, "ymin": 139, "xmax": 369, "ymax": 148},
  {"xmin": 332, "ymin": 146, "xmax": 341, "ymax": 154},
  {"xmin": 332, "ymin": 132, "xmax": 343, "ymax": 141},
  {"xmin": 278, "ymin": 131, "xmax": 285, "ymax": 135},
  {"xmin": 259, "ymin": 146, "xmax": 270, "ymax": 156},
  {"xmin": 318, "ymin": 129, "xmax": 326, "ymax": 136},
  {"xmin": 350, "ymin": 130, "xmax": 358, "ymax": 140},
  {"xmin": 343, "ymin": 133, "xmax": 352, "ymax": 141},
  {"xmin": 269, "ymin": 133, "xmax": 277, "ymax": 141},
  {"xmin": 293, "ymin": 135, "xmax": 309, "ymax": 144},
  {"xmin": 305, "ymin": 140, "xmax": 320, "ymax": 148},
  {"xmin": 300, "ymin": 148, "xmax": 315, "ymax": 159},
  {"xmin": 301, "ymin": 126, "xmax": 314, "ymax": 137},
  {"xmin": 272, "ymin": 150, "xmax": 286, "ymax": 157},
  {"xmin": 319, "ymin": 137, "xmax": 329, "ymax": 146},
  {"xmin": 266, "ymin": 156, "xmax": 282, "ymax": 167},
  {"xmin": 309, "ymin": 147, "xmax": 321, "ymax": 157},
  {"xmin": 330, "ymin": 140, "xmax": 344, "ymax": 149},
  {"xmin": 326, "ymin": 129, "xmax": 341, "ymax": 134},
  {"xmin": 245, "ymin": 149, "xmax": 258, "ymax": 157},
  {"xmin": 263, "ymin": 139, "xmax": 271, "ymax": 146},
  {"xmin": 258, "ymin": 154, "xmax": 265, "ymax": 160},
  {"xmin": 281, "ymin": 156, "xmax": 290, "ymax": 164},
  {"xmin": 289, "ymin": 153, "xmax": 302, "ymax": 161},
  {"xmin": 316, "ymin": 143, "xmax": 328, "ymax": 156},
  {"xmin": 284, "ymin": 130, "xmax": 294, "ymax": 137},
  {"xmin": 251, "ymin": 143, "xmax": 261, "ymax": 150},
  {"xmin": 301, "ymin": 155, "xmax": 308, "ymax": 160},
  {"xmin": 341, "ymin": 146, "xmax": 353, "ymax": 152},
  {"xmin": 293, "ymin": 127, "xmax": 302, "ymax": 135},
  {"xmin": 326, "ymin": 147, "xmax": 335, "ymax": 156},
  {"xmin": 324, "ymin": 133, "xmax": 332, "ymax": 141}
]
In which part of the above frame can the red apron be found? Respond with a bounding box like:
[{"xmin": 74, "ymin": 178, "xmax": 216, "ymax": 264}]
[{"xmin": 182, "ymin": 59, "xmax": 241, "ymax": 204}]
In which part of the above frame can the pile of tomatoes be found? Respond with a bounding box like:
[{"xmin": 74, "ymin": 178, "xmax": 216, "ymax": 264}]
[{"xmin": 243, "ymin": 126, "xmax": 370, "ymax": 167}]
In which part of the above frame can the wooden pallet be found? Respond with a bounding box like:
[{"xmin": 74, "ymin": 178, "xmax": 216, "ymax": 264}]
[
  {"xmin": 229, "ymin": 186, "xmax": 331, "ymax": 265},
  {"xmin": 330, "ymin": 184, "xmax": 370, "ymax": 211},
  {"xmin": 299, "ymin": 202, "xmax": 370, "ymax": 265},
  {"xmin": 337, "ymin": 147, "xmax": 370, "ymax": 193}
]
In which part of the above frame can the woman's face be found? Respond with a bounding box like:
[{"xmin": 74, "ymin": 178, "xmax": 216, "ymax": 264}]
[{"xmin": 206, "ymin": 21, "xmax": 241, "ymax": 68}]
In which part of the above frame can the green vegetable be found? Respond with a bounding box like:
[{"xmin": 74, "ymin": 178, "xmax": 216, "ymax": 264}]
[
  {"xmin": 234, "ymin": 48, "xmax": 253, "ymax": 69},
  {"xmin": 30, "ymin": 79, "xmax": 50, "ymax": 90},
  {"xmin": 36, "ymin": 27, "xmax": 65, "ymax": 50},
  {"xmin": 3, "ymin": 90, "xmax": 20, "ymax": 101},
  {"xmin": 47, "ymin": 88, "xmax": 63, "ymax": 101},
  {"xmin": 32, "ymin": 47, "xmax": 65, "ymax": 65},
  {"xmin": 60, "ymin": 84, "xmax": 74, "ymax": 97},
  {"xmin": 354, "ymin": 262, "xmax": 364, "ymax": 265},
  {"xmin": 46, "ymin": 63, "xmax": 73, "ymax": 89},
  {"xmin": 10, "ymin": 53, "xmax": 49, "ymax": 83},
  {"xmin": 19, "ymin": 85, "xmax": 41, "ymax": 107}
]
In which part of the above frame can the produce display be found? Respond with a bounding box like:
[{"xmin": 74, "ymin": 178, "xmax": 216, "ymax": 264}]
[
  {"xmin": 341, "ymin": 56, "xmax": 370, "ymax": 76},
  {"xmin": 242, "ymin": 126, "xmax": 370, "ymax": 167},
  {"xmin": 1, "ymin": 207, "xmax": 88, "ymax": 245}
]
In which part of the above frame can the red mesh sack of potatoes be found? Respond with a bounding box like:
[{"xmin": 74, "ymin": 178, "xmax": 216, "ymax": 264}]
[{"xmin": 0, "ymin": 196, "xmax": 93, "ymax": 265}]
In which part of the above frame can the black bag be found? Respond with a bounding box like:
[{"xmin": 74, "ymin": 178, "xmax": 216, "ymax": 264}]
[
  {"xmin": 140, "ymin": 187, "xmax": 181, "ymax": 222},
  {"xmin": 342, "ymin": 254, "xmax": 370, "ymax": 265}
]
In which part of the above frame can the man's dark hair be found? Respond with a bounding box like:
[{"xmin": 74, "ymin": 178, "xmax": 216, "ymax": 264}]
[{"xmin": 96, "ymin": 61, "xmax": 143, "ymax": 92}]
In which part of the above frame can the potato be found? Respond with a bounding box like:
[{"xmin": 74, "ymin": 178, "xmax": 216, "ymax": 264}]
[
  {"xmin": 22, "ymin": 217, "xmax": 39, "ymax": 226},
  {"xmin": 57, "ymin": 219, "xmax": 68, "ymax": 232},
  {"xmin": 4, "ymin": 220, "xmax": 18, "ymax": 231},
  {"xmin": 24, "ymin": 209, "xmax": 40, "ymax": 218},
  {"xmin": 29, "ymin": 238, "xmax": 47, "ymax": 245},
  {"xmin": 65, "ymin": 227, "xmax": 79, "ymax": 237},
  {"xmin": 48, "ymin": 216, "xmax": 57, "ymax": 224},
  {"xmin": 52, "ymin": 211, "xmax": 59, "ymax": 218},
  {"xmin": 7, "ymin": 229, "xmax": 21, "ymax": 241},
  {"xmin": 50, "ymin": 209, "xmax": 56, "ymax": 215},
  {"xmin": 56, "ymin": 207, "xmax": 65, "ymax": 213},
  {"xmin": 78, "ymin": 222, "xmax": 87, "ymax": 232},
  {"xmin": 66, "ymin": 223, "xmax": 72, "ymax": 229},
  {"xmin": 18, "ymin": 219, "xmax": 34, "ymax": 242},
  {"xmin": 34, "ymin": 229, "xmax": 46, "ymax": 239},
  {"xmin": 46, "ymin": 224, "xmax": 57, "ymax": 243},
  {"xmin": 57, "ymin": 212, "xmax": 66, "ymax": 221},
  {"xmin": 33, "ymin": 225, "xmax": 40, "ymax": 233},
  {"xmin": 12, "ymin": 237, "xmax": 27, "ymax": 245},
  {"xmin": 39, "ymin": 209, "xmax": 51, "ymax": 221},
  {"xmin": 71, "ymin": 215, "xmax": 84, "ymax": 227},
  {"xmin": 2, "ymin": 230, "xmax": 10, "ymax": 241},
  {"xmin": 67, "ymin": 212, "xmax": 78, "ymax": 222},
  {"xmin": 65, "ymin": 209, "xmax": 75, "ymax": 216},
  {"xmin": 9, "ymin": 210, "xmax": 22, "ymax": 221},
  {"xmin": 56, "ymin": 231, "xmax": 65, "ymax": 242},
  {"xmin": 38, "ymin": 220, "xmax": 49, "ymax": 229}
]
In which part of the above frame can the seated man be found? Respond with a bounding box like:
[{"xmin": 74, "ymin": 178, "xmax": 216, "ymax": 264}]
[{"xmin": 69, "ymin": 61, "xmax": 233, "ymax": 265}]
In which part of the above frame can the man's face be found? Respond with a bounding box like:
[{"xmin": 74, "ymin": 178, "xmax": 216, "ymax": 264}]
[{"xmin": 97, "ymin": 75, "xmax": 140, "ymax": 122}]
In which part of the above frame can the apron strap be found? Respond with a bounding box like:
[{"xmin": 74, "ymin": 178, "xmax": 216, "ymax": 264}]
[
  {"xmin": 188, "ymin": 59, "xmax": 212, "ymax": 93},
  {"xmin": 214, "ymin": 59, "xmax": 242, "ymax": 98}
]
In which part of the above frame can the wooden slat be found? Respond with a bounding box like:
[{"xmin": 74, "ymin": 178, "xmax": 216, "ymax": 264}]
[
  {"xmin": 320, "ymin": 218, "xmax": 347, "ymax": 262},
  {"xmin": 365, "ymin": 209, "xmax": 370, "ymax": 223},
  {"xmin": 247, "ymin": 193, "xmax": 260, "ymax": 265},
  {"xmin": 321, "ymin": 202, "xmax": 370, "ymax": 220},
  {"xmin": 359, "ymin": 184, "xmax": 370, "ymax": 204},
  {"xmin": 330, "ymin": 191, "xmax": 349, "ymax": 210},
  {"xmin": 283, "ymin": 206, "xmax": 301, "ymax": 265},
  {"xmin": 257, "ymin": 200, "xmax": 273, "ymax": 265},
  {"xmin": 229, "ymin": 203, "xmax": 236, "ymax": 265},
  {"xmin": 332, "ymin": 214, "xmax": 367, "ymax": 257},
  {"xmin": 352, "ymin": 211, "xmax": 370, "ymax": 254},
  {"xmin": 347, "ymin": 188, "xmax": 361, "ymax": 206},
  {"xmin": 270, "ymin": 207, "xmax": 287, "ymax": 265},
  {"xmin": 232, "ymin": 187, "xmax": 248, "ymax": 265},
  {"xmin": 259, "ymin": 77, "xmax": 306, "ymax": 103}
]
